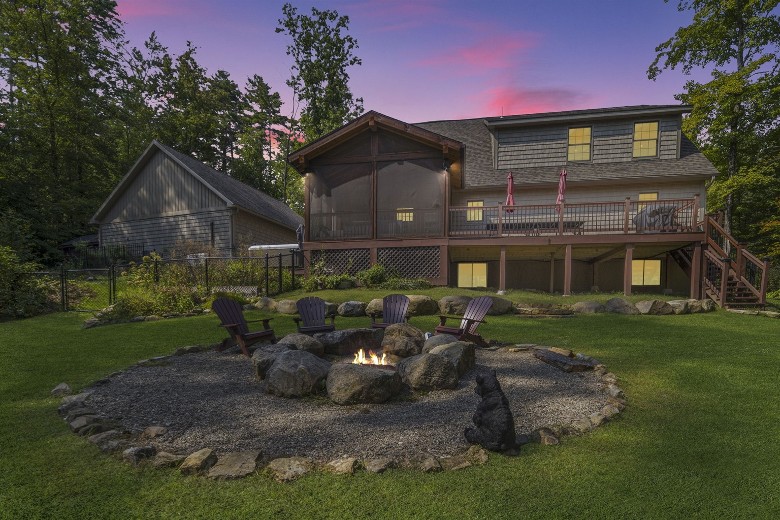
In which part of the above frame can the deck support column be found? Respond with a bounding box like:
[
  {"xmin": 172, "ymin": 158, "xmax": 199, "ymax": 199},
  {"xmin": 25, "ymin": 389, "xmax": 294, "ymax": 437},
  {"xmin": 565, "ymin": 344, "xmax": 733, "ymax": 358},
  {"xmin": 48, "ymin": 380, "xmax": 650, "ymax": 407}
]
[
  {"xmin": 690, "ymin": 241, "xmax": 702, "ymax": 299},
  {"xmin": 370, "ymin": 247, "xmax": 377, "ymax": 266},
  {"xmin": 592, "ymin": 263, "xmax": 599, "ymax": 291},
  {"xmin": 623, "ymin": 244, "xmax": 634, "ymax": 296},
  {"xmin": 549, "ymin": 253, "xmax": 555, "ymax": 293},
  {"xmin": 499, "ymin": 246, "xmax": 506, "ymax": 292},
  {"xmin": 439, "ymin": 245, "xmax": 449, "ymax": 286},
  {"xmin": 563, "ymin": 244, "xmax": 572, "ymax": 296}
]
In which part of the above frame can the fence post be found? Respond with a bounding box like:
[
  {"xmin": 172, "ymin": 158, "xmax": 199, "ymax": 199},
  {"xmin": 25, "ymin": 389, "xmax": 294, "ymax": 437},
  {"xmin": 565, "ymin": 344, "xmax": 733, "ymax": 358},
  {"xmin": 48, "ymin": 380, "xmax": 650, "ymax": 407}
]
[
  {"xmin": 760, "ymin": 258, "xmax": 770, "ymax": 305},
  {"xmin": 109, "ymin": 263, "xmax": 114, "ymax": 305},
  {"xmin": 264, "ymin": 253, "xmax": 270, "ymax": 296},
  {"xmin": 204, "ymin": 257, "xmax": 210, "ymax": 295},
  {"xmin": 290, "ymin": 253, "xmax": 295, "ymax": 291},
  {"xmin": 153, "ymin": 258, "xmax": 159, "ymax": 284},
  {"xmin": 720, "ymin": 257, "xmax": 730, "ymax": 307},
  {"xmin": 278, "ymin": 252, "xmax": 283, "ymax": 295},
  {"xmin": 60, "ymin": 265, "xmax": 67, "ymax": 312}
]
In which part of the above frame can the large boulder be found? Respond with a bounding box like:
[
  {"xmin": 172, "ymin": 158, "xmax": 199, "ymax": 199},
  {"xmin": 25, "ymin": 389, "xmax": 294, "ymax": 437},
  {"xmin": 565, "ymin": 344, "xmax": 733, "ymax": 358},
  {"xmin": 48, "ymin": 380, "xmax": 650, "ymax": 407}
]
[
  {"xmin": 397, "ymin": 353, "xmax": 459, "ymax": 390},
  {"xmin": 406, "ymin": 295, "xmax": 439, "ymax": 316},
  {"xmin": 254, "ymin": 297, "xmax": 276, "ymax": 311},
  {"xmin": 275, "ymin": 299, "xmax": 298, "ymax": 314},
  {"xmin": 635, "ymin": 300, "xmax": 674, "ymax": 315},
  {"xmin": 667, "ymin": 300, "xmax": 691, "ymax": 315},
  {"xmin": 338, "ymin": 301, "xmax": 367, "ymax": 317},
  {"xmin": 516, "ymin": 303, "xmax": 574, "ymax": 315},
  {"xmin": 251, "ymin": 344, "xmax": 292, "ymax": 379},
  {"xmin": 264, "ymin": 350, "xmax": 331, "ymax": 397},
  {"xmin": 427, "ymin": 341, "xmax": 475, "ymax": 377},
  {"xmin": 326, "ymin": 363, "xmax": 403, "ymax": 405},
  {"xmin": 699, "ymin": 299, "xmax": 717, "ymax": 312},
  {"xmin": 277, "ymin": 333, "xmax": 325, "ymax": 357},
  {"xmin": 365, "ymin": 298, "xmax": 384, "ymax": 317},
  {"xmin": 572, "ymin": 301, "xmax": 606, "ymax": 314},
  {"xmin": 314, "ymin": 328, "xmax": 383, "ymax": 356},
  {"xmin": 605, "ymin": 298, "xmax": 640, "ymax": 315},
  {"xmin": 686, "ymin": 299, "xmax": 707, "ymax": 313},
  {"xmin": 486, "ymin": 296, "xmax": 513, "ymax": 315},
  {"xmin": 381, "ymin": 323, "xmax": 425, "ymax": 358},
  {"xmin": 438, "ymin": 296, "xmax": 472, "ymax": 316},
  {"xmin": 423, "ymin": 334, "xmax": 460, "ymax": 351}
]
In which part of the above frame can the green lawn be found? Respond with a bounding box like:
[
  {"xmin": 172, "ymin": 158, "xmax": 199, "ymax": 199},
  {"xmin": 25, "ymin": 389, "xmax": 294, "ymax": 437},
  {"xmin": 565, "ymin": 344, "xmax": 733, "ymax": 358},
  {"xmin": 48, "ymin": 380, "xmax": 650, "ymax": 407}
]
[{"xmin": 1, "ymin": 291, "xmax": 779, "ymax": 519}]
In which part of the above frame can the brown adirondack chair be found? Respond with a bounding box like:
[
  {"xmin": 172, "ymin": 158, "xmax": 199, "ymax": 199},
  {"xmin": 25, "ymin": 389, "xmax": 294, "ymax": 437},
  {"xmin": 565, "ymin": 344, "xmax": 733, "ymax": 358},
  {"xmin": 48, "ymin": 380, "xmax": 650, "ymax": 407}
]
[
  {"xmin": 212, "ymin": 297, "xmax": 276, "ymax": 357},
  {"xmin": 294, "ymin": 296, "xmax": 336, "ymax": 335},
  {"xmin": 370, "ymin": 294, "xmax": 410, "ymax": 329},
  {"xmin": 435, "ymin": 296, "xmax": 493, "ymax": 347}
]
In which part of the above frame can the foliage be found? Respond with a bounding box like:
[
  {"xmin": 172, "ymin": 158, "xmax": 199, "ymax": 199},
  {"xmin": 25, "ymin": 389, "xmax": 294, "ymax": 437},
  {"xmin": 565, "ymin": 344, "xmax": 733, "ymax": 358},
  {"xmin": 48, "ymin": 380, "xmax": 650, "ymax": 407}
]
[
  {"xmin": 102, "ymin": 285, "xmax": 199, "ymax": 321},
  {"xmin": 648, "ymin": 0, "xmax": 780, "ymax": 253},
  {"xmin": 0, "ymin": 246, "xmax": 54, "ymax": 318},
  {"xmin": 378, "ymin": 277, "xmax": 432, "ymax": 291},
  {"xmin": 276, "ymin": 3, "xmax": 364, "ymax": 142},
  {"xmin": 355, "ymin": 264, "xmax": 390, "ymax": 288}
]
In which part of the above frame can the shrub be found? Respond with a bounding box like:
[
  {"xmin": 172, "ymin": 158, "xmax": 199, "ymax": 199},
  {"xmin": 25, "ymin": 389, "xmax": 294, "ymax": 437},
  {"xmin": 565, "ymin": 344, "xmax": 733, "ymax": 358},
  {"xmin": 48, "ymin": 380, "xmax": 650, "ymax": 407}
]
[
  {"xmin": 103, "ymin": 285, "xmax": 200, "ymax": 320},
  {"xmin": 379, "ymin": 277, "xmax": 432, "ymax": 291},
  {"xmin": 0, "ymin": 246, "xmax": 56, "ymax": 319},
  {"xmin": 356, "ymin": 264, "xmax": 389, "ymax": 287}
]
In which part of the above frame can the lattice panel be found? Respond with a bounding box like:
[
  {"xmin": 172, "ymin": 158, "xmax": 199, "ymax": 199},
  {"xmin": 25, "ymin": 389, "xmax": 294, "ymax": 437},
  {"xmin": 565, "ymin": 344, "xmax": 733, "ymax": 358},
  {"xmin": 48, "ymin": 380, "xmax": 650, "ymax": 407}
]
[
  {"xmin": 311, "ymin": 249, "xmax": 371, "ymax": 275},
  {"xmin": 378, "ymin": 246, "xmax": 440, "ymax": 279}
]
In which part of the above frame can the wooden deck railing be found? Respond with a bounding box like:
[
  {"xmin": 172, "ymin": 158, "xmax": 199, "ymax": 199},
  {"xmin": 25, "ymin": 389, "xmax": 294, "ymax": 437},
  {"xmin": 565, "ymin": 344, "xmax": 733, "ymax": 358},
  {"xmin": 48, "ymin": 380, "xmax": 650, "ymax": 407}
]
[
  {"xmin": 703, "ymin": 216, "xmax": 769, "ymax": 305},
  {"xmin": 448, "ymin": 197, "xmax": 700, "ymax": 237}
]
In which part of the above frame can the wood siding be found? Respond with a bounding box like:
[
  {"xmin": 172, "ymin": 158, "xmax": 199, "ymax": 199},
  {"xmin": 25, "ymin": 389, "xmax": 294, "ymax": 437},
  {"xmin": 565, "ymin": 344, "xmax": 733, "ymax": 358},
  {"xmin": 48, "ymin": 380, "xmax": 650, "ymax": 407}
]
[
  {"xmin": 496, "ymin": 116, "xmax": 681, "ymax": 169},
  {"xmin": 100, "ymin": 209, "xmax": 233, "ymax": 253},
  {"xmin": 102, "ymin": 151, "xmax": 226, "ymax": 222}
]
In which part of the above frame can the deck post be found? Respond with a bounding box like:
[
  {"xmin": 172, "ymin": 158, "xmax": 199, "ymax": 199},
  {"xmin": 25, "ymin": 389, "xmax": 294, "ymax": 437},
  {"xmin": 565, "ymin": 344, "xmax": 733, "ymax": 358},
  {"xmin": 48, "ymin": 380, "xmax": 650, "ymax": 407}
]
[
  {"xmin": 760, "ymin": 258, "xmax": 770, "ymax": 305},
  {"xmin": 623, "ymin": 197, "xmax": 631, "ymax": 234},
  {"xmin": 499, "ymin": 246, "xmax": 506, "ymax": 292},
  {"xmin": 439, "ymin": 245, "xmax": 449, "ymax": 286},
  {"xmin": 719, "ymin": 257, "xmax": 730, "ymax": 307},
  {"xmin": 690, "ymin": 241, "xmax": 702, "ymax": 299},
  {"xmin": 692, "ymin": 193, "xmax": 700, "ymax": 230},
  {"xmin": 549, "ymin": 253, "xmax": 555, "ymax": 293},
  {"xmin": 370, "ymin": 247, "xmax": 377, "ymax": 266},
  {"xmin": 563, "ymin": 244, "xmax": 572, "ymax": 296},
  {"xmin": 623, "ymin": 244, "xmax": 634, "ymax": 296}
]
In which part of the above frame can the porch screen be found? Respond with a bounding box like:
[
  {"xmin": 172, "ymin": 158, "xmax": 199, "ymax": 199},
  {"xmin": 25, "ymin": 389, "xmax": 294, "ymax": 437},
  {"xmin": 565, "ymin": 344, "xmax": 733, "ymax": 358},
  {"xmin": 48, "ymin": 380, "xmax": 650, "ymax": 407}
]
[
  {"xmin": 376, "ymin": 158, "xmax": 445, "ymax": 238},
  {"xmin": 308, "ymin": 162, "xmax": 371, "ymax": 240}
]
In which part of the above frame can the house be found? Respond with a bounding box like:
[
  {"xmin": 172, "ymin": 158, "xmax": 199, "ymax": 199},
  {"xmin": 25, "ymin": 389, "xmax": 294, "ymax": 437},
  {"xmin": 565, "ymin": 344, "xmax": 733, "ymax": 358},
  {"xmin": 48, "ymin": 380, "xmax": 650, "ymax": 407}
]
[
  {"xmin": 91, "ymin": 140, "xmax": 303, "ymax": 256},
  {"xmin": 289, "ymin": 106, "xmax": 769, "ymax": 307}
]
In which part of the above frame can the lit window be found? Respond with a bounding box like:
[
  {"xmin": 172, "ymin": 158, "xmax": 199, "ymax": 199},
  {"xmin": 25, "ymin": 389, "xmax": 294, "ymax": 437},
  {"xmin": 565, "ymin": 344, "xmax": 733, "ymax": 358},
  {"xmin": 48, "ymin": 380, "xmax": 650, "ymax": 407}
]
[
  {"xmin": 458, "ymin": 263, "xmax": 488, "ymax": 288},
  {"xmin": 632, "ymin": 259, "xmax": 661, "ymax": 285},
  {"xmin": 466, "ymin": 201, "xmax": 484, "ymax": 221},
  {"xmin": 633, "ymin": 122, "xmax": 658, "ymax": 158},
  {"xmin": 568, "ymin": 127, "xmax": 591, "ymax": 161},
  {"xmin": 638, "ymin": 192, "xmax": 658, "ymax": 209},
  {"xmin": 396, "ymin": 208, "xmax": 414, "ymax": 222}
]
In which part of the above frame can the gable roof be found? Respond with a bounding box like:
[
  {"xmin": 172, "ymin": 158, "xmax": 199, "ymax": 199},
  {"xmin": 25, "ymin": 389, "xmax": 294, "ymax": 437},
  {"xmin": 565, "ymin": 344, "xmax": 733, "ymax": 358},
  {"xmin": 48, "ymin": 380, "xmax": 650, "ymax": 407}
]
[
  {"xmin": 287, "ymin": 110, "xmax": 463, "ymax": 172},
  {"xmin": 91, "ymin": 141, "xmax": 303, "ymax": 230}
]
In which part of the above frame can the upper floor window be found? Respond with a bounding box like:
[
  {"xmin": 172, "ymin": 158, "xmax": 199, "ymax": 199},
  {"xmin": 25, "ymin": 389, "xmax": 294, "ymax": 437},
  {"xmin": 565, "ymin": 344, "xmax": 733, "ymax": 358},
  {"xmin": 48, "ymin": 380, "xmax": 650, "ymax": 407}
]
[
  {"xmin": 568, "ymin": 127, "xmax": 591, "ymax": 161},
  {"xmin": 633, "ymin": 122, "xmax": 659, "ymax": 158},
  {"xmin": 396, "ymin": 208, "xmax": 414, "ymax": 222},
  {"xmin": 466, "ymin": 200, "xmax": 484, "ymax": 221}
]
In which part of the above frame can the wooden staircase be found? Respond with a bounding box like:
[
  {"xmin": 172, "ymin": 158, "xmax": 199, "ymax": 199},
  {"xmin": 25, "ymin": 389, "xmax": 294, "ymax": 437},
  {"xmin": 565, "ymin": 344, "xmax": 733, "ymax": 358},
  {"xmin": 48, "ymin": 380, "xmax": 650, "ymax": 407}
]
[{"xmin": 700, "ymin": 216, "xmax": 769, "ymax": 309}]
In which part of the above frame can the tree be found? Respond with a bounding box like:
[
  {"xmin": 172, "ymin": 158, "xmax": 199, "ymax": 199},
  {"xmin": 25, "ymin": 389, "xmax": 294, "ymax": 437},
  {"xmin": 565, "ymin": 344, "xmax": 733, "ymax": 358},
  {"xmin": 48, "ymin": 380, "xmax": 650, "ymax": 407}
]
[
  {"xmin": 276, "ymin": 3, "xmax": 364, "ymax": 143},
  {"xmin": 648, "ymin": 0, "xmax": 780, "ymax": 245}
]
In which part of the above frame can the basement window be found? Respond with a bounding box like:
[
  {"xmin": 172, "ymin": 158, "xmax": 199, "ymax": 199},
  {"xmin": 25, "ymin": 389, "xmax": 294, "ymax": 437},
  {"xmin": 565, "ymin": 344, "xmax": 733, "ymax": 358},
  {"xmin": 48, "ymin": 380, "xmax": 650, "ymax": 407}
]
[
  {"xmin": 632, "ymin": 259, "xmax": 661, "ymax": 285},
  {"xmin": 458, "ymin": 263, "xmax": 487, "ymax": 288}
]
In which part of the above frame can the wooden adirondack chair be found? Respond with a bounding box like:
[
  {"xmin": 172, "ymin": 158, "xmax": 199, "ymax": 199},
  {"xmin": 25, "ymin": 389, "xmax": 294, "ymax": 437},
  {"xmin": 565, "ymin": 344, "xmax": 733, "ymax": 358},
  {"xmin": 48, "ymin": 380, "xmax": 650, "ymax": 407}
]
[
  {"xmin": 435, "ymin": 296, "xmax": 493, "ymax": 347},
  {"xmin": 211, "ymin": 297, "xmax": 275, "ymax": 357},
  {"xmin": 369, "ymin": 294, "xmax": 410, "ymax": 329},
  {"xmin": 294, "ymin": 296, "xmax": 336, "ymax": 335}
]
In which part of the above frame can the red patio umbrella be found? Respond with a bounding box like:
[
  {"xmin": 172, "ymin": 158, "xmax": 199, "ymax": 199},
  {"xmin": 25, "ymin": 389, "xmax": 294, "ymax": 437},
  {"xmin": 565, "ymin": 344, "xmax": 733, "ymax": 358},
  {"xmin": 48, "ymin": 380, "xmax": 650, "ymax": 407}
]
[
  {"xmin": 505, "ymin": 171, "xmax": 515, "ymax": 212},
  {"xmin": 556, "ymin": 168, "xmax": 567, "ymax": 213}
]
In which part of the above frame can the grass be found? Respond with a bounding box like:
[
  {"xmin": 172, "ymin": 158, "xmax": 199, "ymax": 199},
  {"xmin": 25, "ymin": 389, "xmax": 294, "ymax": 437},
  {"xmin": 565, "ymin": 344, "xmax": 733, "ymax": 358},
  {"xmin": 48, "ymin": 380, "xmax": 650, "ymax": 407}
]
[{"xmin": 1, "ymin": 289, "xmax": 779, "ymax": 519}]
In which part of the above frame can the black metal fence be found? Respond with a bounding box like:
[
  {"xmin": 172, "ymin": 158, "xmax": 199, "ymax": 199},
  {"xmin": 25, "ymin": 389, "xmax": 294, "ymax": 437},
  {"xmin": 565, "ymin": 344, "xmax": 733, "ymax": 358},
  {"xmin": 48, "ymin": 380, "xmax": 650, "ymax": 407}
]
[{"xmin": 29, "ymin": 252, "xmax": 302, "ymax": 312}]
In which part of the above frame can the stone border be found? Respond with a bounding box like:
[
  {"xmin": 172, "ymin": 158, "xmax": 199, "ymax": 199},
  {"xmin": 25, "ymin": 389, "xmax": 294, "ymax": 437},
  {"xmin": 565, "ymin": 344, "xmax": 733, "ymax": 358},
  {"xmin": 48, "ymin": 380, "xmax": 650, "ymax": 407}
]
[{"xmin": 54, "ymin": 343, "xmax": 626, "ymax": 482}]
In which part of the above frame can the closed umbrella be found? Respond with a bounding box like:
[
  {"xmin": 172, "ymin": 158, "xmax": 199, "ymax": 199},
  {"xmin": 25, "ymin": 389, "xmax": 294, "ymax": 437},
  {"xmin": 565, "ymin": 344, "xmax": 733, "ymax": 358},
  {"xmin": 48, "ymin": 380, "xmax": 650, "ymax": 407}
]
[
  {"xmin": 556, "ymin": 168, "xmax": 567, "ymax": 213},
  {"xmin": 505, "ymin": 171, "xmax": 515, "ymax": 212}
]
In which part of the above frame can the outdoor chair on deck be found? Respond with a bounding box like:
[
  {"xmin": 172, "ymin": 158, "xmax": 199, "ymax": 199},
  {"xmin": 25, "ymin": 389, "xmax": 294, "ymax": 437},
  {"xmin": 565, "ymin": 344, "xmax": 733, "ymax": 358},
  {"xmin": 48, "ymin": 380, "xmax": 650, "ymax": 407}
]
[
  {"xmin": 369, "ymin": 294, "xmax": 410, "ymax": 329},
  {"xmin": 434, "ymin": 296, "xmax": 493, "ymax": 347},
  {"xmin": 212, "ymin": 297, "xmax": 275, "ymax": 357},
  {"xmin": 294, "ymin": 296, "xmax": 336, "ymax": 335}
]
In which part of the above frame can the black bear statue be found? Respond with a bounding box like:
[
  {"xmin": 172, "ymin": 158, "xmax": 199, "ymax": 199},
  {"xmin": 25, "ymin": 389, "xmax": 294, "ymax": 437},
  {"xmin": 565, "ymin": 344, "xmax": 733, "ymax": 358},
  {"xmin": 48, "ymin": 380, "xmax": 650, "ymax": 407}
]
[{"xmin": 464, "ymin": 370, "xmax": 519, "ymax": 455}]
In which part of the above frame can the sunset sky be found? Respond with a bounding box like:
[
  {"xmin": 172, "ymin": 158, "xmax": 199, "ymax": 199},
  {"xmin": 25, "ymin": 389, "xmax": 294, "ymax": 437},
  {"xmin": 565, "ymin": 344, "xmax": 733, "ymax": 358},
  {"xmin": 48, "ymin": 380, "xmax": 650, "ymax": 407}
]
[{"xmin": 116, "ymin": 0, "xmax": 713, "ymax": 123}]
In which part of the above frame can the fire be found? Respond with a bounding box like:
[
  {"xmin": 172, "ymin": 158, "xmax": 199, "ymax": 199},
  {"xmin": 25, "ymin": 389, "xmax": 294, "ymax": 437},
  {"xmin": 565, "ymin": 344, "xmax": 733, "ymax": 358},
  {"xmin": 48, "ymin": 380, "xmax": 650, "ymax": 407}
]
[{"xmin": 352, "ymin": 348, "xmax": 388, "ymax": 366}]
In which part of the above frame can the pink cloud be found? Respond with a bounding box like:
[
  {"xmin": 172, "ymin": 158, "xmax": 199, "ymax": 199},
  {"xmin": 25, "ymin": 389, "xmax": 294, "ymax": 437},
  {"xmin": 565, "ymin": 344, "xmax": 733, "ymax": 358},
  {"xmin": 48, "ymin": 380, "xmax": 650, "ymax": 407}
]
[
  {"xmin": 416, "ymin": 33, "xmax": 537, "ymax": 73},
  {"xmin": 115, "ymin": 0, "xmax": 186, "ymax": 19},
  {"xmin": 466, "ymin": 85, "xmax": 589, "ymax": 118}
]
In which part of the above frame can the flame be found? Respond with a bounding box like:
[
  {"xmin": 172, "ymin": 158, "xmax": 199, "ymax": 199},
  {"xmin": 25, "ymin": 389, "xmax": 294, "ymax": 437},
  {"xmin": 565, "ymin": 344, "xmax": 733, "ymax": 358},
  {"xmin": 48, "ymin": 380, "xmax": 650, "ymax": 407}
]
[{"xmin": 352, "ymin": 348, "xmax": 388, "ymax": 366}]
